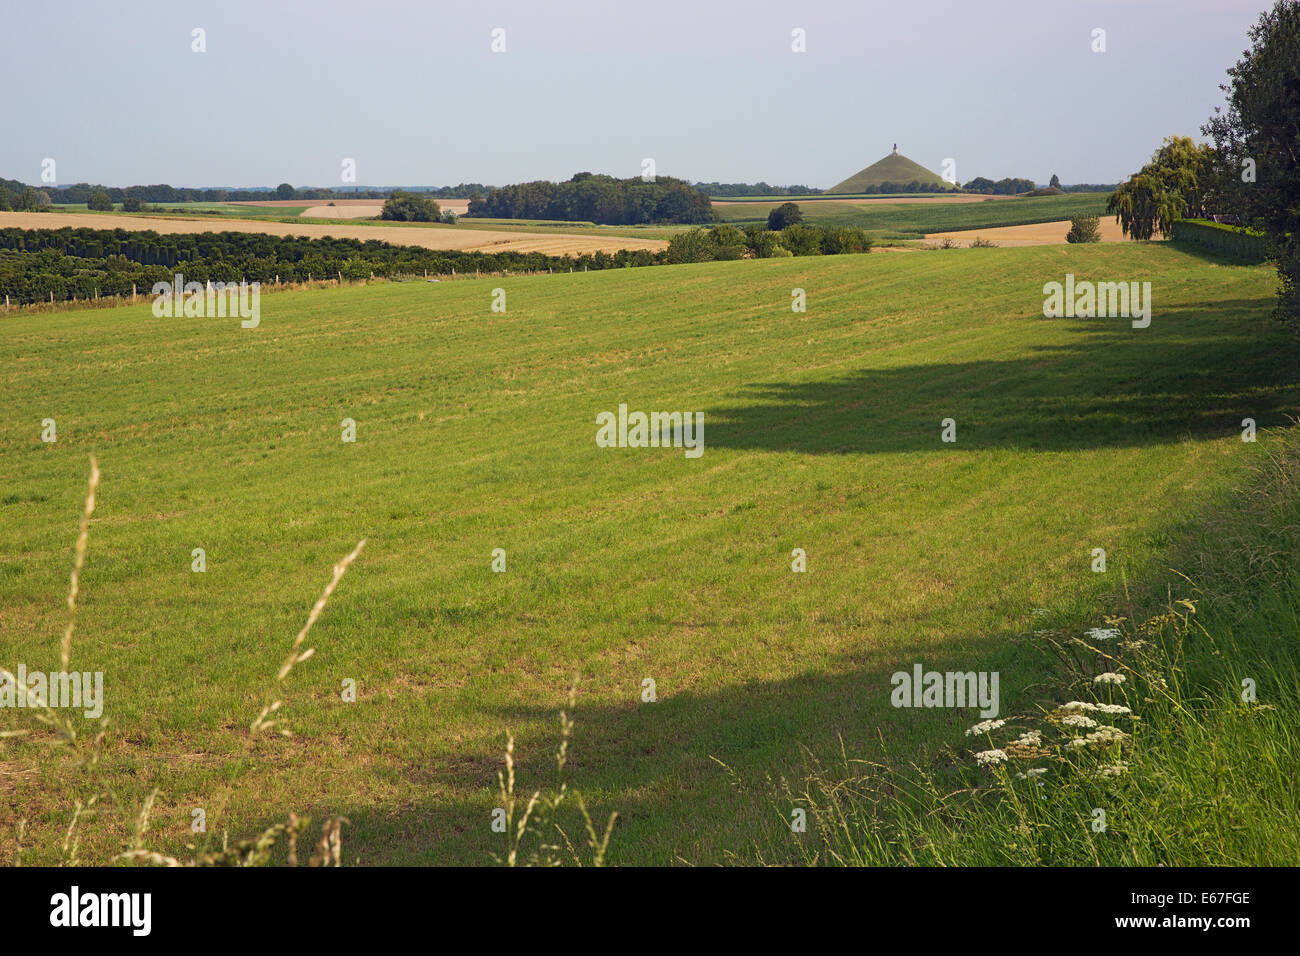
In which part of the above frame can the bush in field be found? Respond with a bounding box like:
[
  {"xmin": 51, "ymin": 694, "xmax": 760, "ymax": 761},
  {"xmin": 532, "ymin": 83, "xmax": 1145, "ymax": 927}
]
[
  {"xmin": 121, "ymin": 196, "xmax": 145, "ymax": 213},
  {"xmin": 779, "ymin": 223, "xmax": 823, "ymax": 256},
  {"xmin": 440, "ymin": 209, "xmax": 458, "ymax": 224},
  {"xmin": 819, "ymin": 226, "xmax": 872, "ymax": 255},
  {"xmin": 665, "ymin": 229, "xmax": 715, "ymax": 264},
  {"xmin": 1066, "ymin": 215, "xmax": 1102, "ymax": 243},
  {"xmin": 87, "ymin": 190, "xmax": 113, "ymax": 212},
  {"xmin": 742, "ymin": 225, "xmax": 784, "ymax": 258},
  {"xmin": 969, "ymin": 237, "xmax": 998, "ymax": 247},
  {"xmin": 381, "ymin": 190, "xmax": 441, "ymax": 222},
  {"xmin": 767, "ymin": 202, "xmax": 803, "ymax": 230}
]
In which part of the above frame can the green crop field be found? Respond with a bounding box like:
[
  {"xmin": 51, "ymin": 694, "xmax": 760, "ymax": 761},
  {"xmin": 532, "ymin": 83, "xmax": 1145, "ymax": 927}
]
[
  {"xmin": 1, "ymin": 243, "xmax": 1295, "ymax": 865},
  {"xmin": 51, "ymin": 202, "xmax": 314, "ymax": 220},
  {"xmin": 715, "ymin": 193, "xmax": 1110, "ymax": 238}
]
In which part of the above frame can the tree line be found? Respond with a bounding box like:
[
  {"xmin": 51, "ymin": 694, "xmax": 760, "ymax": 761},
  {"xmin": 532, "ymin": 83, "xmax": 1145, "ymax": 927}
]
[
  {"xmin": 0, "ymin": 177, "xmax": 491, "ymax": 206},
  {"xmin": 696, "ymin": 182, "xmax": 825, "ymax": 197},
  {"xmin": 665, "ymin": 222, "xmax": 872, "ymax": 263},
  {"xmin": 960, "ymin": 177, "xmax": 1037, "ymax": 195},
  {"xmin": 467, "ymin": 173, "xmax": 715, "ymax": 224},
  {"xmin": 0, "ymin": 226, "xmax": 660, "ymax": 304}
]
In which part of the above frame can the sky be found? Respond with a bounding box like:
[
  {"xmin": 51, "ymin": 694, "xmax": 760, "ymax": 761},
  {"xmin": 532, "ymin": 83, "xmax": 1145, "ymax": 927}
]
[{"xmin": 0, "ymin": 0, "xmax": 1272, "ymax": 190}]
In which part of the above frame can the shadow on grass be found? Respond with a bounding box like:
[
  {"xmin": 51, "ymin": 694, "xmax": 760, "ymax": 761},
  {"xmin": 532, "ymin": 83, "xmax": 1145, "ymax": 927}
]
[
  {"xmin": 332, "ymin": 622, "xmax": 1063, "ymax": 866},
  {"xmin": 704, "ymin": 302, "xmax": 1299, "ymax": 455}
]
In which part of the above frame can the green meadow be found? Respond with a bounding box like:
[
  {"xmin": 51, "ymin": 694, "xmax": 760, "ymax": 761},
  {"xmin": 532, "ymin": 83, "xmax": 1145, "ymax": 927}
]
[{"xmin": 1, "ymin": 243, "xmax": 1295, "ymax": 865}]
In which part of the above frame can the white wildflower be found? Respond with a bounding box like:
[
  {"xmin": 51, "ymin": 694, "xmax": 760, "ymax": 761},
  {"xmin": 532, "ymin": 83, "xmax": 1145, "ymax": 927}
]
[
  {"xmin": 1094, "ymin": 672, "xmax": 1126, "ymax": 685},
  {"xmin": 1087, "ymin": 725, "xmax": 1128, "ymax": 744},
  {"xmin": 1096, "ymin": 703, "xmax": 1131, "ymax": 715},
  {"xmin": 965, "ymin": 719, "xmax": 1006, "ymax": 737},
  {"xmin": 1086, "ymin": 627, "xmax": 1121, "ymax": 641},
  {"xmin": 975, "ymin": 749, "xmax": 1008, "ymax": 766},
  {"xmin": 1013, "ymin": 730, "xmax": 1043, "ymax": 747},
  {"xmin": 1058, "ymin": 701, "xmax": 1099, "ymax": 713},
  {"xmin": 1061, "ymin": 714, "xmax": 1097, "ymax": 729}
]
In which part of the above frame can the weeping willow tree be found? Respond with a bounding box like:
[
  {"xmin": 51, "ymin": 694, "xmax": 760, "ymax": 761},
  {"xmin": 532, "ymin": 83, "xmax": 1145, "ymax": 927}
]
[{"xmin": 1106, "ymin": 136, "xmax": 1217, "ymax": 240}]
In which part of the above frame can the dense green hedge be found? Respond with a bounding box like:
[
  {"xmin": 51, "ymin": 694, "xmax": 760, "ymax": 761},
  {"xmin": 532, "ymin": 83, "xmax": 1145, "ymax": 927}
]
[
  {"xmin": 0, "ymin": 222, "xmax": 856, "ymax": 306},
  {"xmin": 0, "ymin": 227, "xmax": 665, "ymax": 304},
  {"xmin": 1171, "ymin": 219, "xmax": 1269, "ymax": 263}
]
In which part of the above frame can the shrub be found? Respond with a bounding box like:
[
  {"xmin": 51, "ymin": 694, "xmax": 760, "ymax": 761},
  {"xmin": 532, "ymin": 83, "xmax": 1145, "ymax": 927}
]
[
  {"xmin": 121, "ymin": 196, "xmax": 145, "ymax": 213},
  {"xmin": 969, "ymin": 237, "xmax": 998, "ymax": 248},
  {"xmin": 819, "ymin": 226, "xmax": 872, "ymax": 255},
  {"xmin": 87, "ymin": 190, "xmax": 113, "ymax": 212},
  {"xmin": 779, "ymin": 223, "xmax": 823, "ymax": 256},
  {"xmin": 1065, "ymin": 215, "xmax": 1102, "ymax": 243},
  {"xmin": 666, "ymin": 228, "xmax": 715, "ymax": 264}
]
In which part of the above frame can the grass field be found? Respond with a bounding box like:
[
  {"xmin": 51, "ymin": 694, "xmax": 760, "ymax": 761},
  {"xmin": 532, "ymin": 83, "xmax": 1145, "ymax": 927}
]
[
  {"xmin": 715, "ymin": 193, "xmax": 1110, "ymax": 238},
  {"xmin": 1, "ymin": 243, "xmax": 1295, "ymax": 865}
]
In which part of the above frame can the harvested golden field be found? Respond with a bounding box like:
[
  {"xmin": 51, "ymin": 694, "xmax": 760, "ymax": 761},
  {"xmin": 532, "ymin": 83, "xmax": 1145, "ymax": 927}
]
[
  {"xmin": 0, "ymin": 211, "xmax": 667, "ymax": 255},
  {"xmin": 926, "ymin": 217, "xmax": 1129, "ymax": 246}
]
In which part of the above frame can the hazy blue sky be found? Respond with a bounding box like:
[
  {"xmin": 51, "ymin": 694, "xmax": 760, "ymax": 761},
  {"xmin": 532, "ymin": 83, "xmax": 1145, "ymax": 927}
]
[{"xmin": 0, "ymin": 0, "xmax": 1270, "ymax": 189}]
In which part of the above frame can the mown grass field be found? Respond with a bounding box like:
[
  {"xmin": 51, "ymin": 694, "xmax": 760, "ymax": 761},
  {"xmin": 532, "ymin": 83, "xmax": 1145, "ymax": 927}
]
[
  {"xmin": 716, "ymin": 192, "xmax": 1110, "ymax": 238},
  {"xmin": 1, "ymin": 243, "xmax": 1294, "ymax": 865}
]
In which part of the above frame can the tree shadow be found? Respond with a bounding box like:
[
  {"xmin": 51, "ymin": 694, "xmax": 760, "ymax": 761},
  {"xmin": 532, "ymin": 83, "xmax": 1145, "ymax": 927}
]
[
  {"xmin": 705, "ymin": 303, "xmax": 1299, "ymax": 455},
  {"xmin": 331, "ymin": 623, "xmax": 1054, "ymax": 866}
]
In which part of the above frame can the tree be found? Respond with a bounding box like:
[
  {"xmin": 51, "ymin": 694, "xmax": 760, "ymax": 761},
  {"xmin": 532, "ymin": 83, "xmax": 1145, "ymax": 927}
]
[
  {"xmin": 1106, "ymin": 136, "xmax": 1215, "ymax": 240},
  {"xmin": 1049, "ymin": 173, "xmax": 1062, "ymax": 189},
  {"xmin": 275, "ymin": 183, "xmax": 296, "ymax": 200},
  {"xmin": 18, "ymin": 186, "xmax": 51, "ymax": 211},
  {"xmin": 380, "ymin": 190, "xmax": 440, "ymax": 222},
  {"xmin": 767, "ymin": 202, "xmax": 803, "ymax": 230},
  {"xmin": 0, "ymin": 185, "xmax": 10, "ymax": 211},
  {"xmin": 122, "ymin": 196, "xmax": 145, "ymax": 212},
  {"xmin": 88, "ymin": 189, "xmax": 114, "ymax": 211},
  {"xmin": 1203, "ymin": 0, "xmax": 1300, "ymax": 329}
]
